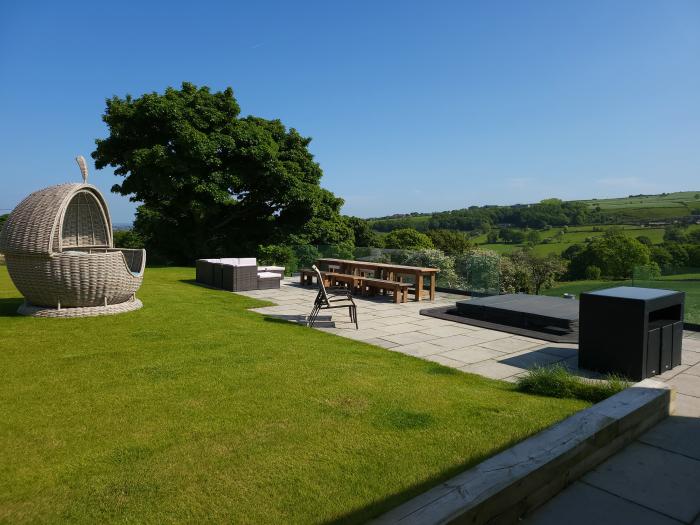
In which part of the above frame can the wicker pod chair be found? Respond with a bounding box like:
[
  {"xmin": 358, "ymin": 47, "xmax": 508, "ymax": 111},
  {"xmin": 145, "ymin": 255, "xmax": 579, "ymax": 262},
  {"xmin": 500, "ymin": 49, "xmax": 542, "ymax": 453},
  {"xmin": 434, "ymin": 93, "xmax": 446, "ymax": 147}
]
[{"xmin": 0, "ymin": 157, "xmax": 146, "ymax": 317}]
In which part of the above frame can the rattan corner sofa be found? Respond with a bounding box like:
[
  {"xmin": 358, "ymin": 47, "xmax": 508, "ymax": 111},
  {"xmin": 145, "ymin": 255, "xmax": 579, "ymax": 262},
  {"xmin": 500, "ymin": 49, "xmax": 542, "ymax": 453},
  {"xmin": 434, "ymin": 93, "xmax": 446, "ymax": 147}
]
[
  {"xmin": 0, "ymin": 158, "xmax": 146, "ymax": 317},
  {"xmin": 195, "ymin": 258, "xmax": 283, "ymax": 291}
]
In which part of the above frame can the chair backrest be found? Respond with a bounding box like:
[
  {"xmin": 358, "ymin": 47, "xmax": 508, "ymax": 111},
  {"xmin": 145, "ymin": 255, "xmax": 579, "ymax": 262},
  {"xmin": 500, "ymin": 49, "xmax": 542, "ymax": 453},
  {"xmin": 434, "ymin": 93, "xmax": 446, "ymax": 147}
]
[{"xmin": 312, "ymin": 265, "xmax": 330, "ymax": 305}]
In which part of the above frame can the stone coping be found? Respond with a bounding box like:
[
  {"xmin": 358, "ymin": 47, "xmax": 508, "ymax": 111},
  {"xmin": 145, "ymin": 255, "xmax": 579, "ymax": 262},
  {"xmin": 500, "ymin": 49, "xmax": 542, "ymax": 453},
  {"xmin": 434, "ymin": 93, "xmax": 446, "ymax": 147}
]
[{"xmin": 370, "ymin": 379, "xmax": 674, "ymax": 525}]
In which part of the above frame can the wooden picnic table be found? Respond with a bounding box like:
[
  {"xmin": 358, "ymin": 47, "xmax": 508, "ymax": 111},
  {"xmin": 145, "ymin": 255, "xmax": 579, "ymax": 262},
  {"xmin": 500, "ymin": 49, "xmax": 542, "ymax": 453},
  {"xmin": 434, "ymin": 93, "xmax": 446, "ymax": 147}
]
[{"xmin": 316, "ymin": 258, "xmax": 439, "ymax": 301}]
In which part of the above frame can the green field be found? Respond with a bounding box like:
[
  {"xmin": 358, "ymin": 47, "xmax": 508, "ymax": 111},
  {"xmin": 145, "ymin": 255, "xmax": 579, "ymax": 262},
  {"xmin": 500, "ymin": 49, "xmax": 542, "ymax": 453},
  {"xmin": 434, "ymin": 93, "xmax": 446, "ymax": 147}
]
[
  {"xmin": 475, "ymin": 224, "xmax": 700, "ymax": 258},
  {"xmin": 580, "ymin": 191, "xmax": 700, "ymax": 221},
  {"xmin": 0, "ymin": 266, "xmax": 588, "ymax": 524},
  {"xmin": 542, "ymin": 274, "xmax": 700, "ymax": 324}
]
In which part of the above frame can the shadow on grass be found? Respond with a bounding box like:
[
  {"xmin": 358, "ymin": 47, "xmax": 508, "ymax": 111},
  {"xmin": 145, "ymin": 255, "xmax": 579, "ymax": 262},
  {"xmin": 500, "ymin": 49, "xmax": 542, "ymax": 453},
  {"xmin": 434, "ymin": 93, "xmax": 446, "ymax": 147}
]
[
  {"xmin": 178, "ymin": 279, "xmax": 216, "ymax": 288},
  {"xmin": 0, "ymin": 297, "xmax": 22, "ymax": 317},
  {"xmin": 322, "ymin": 444, "xmax": 512, "ymax": 524},
  {"xmin": 262, "ymin": 314, "xmax": 337, "ymax": 328}
]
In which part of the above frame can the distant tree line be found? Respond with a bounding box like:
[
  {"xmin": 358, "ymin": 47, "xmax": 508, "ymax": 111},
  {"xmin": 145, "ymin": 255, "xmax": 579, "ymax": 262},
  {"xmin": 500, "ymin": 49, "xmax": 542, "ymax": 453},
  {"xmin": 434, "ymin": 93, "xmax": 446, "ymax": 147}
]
[{"xmin": 371, "ymin": 198, "xmax": 601, "ymax": 233}]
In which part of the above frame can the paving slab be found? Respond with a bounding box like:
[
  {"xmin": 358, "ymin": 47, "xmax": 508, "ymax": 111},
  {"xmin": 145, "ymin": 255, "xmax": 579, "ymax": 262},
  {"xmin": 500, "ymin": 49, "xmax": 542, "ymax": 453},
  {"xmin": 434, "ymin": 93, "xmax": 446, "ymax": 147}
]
[
  {"xmin": 674, "ymin": 393, "xmax": 700, "ymax": 417},
  {"xmin": 682, "ymin": 350, "xmax": 700, "ymax": 366},
  {"xmin": 394, "ymin": 342, "xmax": 446, "ymax": 357},
  {"xmin": 668, "ymin": 373, "xmax": 700, "ymax": 397},
  {"xmin": 479, "ymin": 337, "xmax": 543, "ymax": 353},
  {"xmin": 430, "ymin": 333, "xmax": 494, "ymax": 350},
  {"xmin": 537, "ymin": 345, "xmax": 579, "ymax": 359},
  {"xmin": 497, "ymin": 348, "xmax": 566, "ymax": 370},
  {"xmin": 380, "ymin": 331, "xmax": 436, "ymax": 346},
  {"xmin": 336, "ymin": 328, "xmax": 391, "ymax": 341},
  {"xmin": 455, "ymin": 327, "xmax": 512, "ymax": 341},
  {"xmin": 523, "ymin": 481, "xmax": 681, "ymax": 525},
  {"xmin": 582, "ymin": 442, "xmax": 700, "ymax": 523},
  {"xmin": 362, "ymin": 338, "xmax": 399, "ymax": 349},
  {"xmin": 417, "ymin": 325, "xmax": 476, "ymax": 338},
  {"xmin": 438, "ymin": 346, "xmax": 505, "ymax": 365},
  {"xmin": 638, "ymin": 416, "xmax": 700, "ymax": 461},
  {"xmin": 685, "ymin": 363, "xmax": 700, "ymax": 377},
  {"xmin": 421, "ymin": 354, "xmax": 465, "ymax": 368},
  {"xmin": 377, "ymin": 322, "xmax": 428, "ymax": 335},
  {"xmin": 458, "ymin": 359, "xmax": 525, "ymax": 380}
]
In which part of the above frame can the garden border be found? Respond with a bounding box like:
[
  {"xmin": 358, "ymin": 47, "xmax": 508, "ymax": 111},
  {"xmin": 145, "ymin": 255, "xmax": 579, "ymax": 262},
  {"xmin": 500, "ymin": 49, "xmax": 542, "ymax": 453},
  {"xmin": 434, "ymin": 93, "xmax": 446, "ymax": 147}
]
[{"xmin": 370, "ymin": 379, "xmax": 673, "ymax": 525}]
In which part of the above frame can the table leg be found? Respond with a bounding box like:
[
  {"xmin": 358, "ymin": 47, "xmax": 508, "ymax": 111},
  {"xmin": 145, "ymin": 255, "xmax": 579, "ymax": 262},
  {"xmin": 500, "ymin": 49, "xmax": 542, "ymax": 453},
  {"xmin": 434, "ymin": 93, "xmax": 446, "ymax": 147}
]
[
  {"xmin": 415, "ymin": 272, "xmax": 423, "ymax": 301},
  {"xmin": 430, "ymin": 274, "xmax": 436, "ymax": 301}
]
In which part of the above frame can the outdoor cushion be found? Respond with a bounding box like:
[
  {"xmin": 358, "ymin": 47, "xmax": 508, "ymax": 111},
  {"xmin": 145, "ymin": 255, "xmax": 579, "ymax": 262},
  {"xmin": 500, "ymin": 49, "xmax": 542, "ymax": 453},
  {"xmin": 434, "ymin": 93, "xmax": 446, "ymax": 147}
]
[
  {"xmin": 257, "ymin": 271, "xmax": 281, "ymax": 279},
  {"xmin": 238, "ymin": 257, "xmax": 257, "ymax": 266},
  {"xmin": 258, "ymin": 265, "xmax": 285, "ymax": 272}
]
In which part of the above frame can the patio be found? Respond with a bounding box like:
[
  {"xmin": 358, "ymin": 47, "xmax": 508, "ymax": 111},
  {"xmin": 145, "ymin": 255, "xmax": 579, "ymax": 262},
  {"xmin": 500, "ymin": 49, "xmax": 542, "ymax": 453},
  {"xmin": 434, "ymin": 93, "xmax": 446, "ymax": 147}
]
[{"xmin": 240, "ymin": 277, "xmax": 700, "ymax": 384}]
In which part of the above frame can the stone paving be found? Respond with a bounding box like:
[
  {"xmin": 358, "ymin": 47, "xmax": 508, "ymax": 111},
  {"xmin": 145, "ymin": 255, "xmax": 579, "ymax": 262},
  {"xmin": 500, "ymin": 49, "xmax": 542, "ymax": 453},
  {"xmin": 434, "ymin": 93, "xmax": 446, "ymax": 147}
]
[{"xmin": 238, "ymin": 278, "xmax": 697, "ymax": 385}]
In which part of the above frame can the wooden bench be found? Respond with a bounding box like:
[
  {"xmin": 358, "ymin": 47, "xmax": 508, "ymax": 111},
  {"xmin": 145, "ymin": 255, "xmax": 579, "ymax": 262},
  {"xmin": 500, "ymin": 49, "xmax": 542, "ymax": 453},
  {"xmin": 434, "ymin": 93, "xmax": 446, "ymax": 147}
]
[
  {"xmin": 324, "ymin": 272, "xmax": 362, "ymax": 291},
  {"xmin": 300, "ymin": 269, "xmax": 360, "ymax": 291},
  {"xmin": 299, "ymin": 268, "xmax": 320, "ymax": 285},
  {"xmin": 361, "ymin": 278, "xmax": 411, "ymax": 304}
]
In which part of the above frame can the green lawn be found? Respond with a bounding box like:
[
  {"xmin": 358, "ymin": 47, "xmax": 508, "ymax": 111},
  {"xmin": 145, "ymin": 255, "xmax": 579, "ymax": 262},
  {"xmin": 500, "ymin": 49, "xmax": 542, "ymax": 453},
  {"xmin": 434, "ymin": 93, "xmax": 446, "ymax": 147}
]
[{"xmin": 0, "ymin": 266, "xmax": 588, "ymax": 524}]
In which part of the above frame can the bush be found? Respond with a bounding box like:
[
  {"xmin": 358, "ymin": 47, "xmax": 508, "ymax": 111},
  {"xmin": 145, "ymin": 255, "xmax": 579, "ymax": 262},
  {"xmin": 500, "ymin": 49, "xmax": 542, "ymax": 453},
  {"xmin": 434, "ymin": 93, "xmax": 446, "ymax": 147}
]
[
  {"xmin": 498, "ymin": 256, "xmax": 530, "ymax": 294},
  {"xmin": 292, "ymin": 244, "xmax": 322, "ymax": 271},
  {"xmin": 455, "ymin": 249, "xmax": 500, "ymax": 294},
  {"xmin": 584, "ymin": 265, "xmax": 601, "ymax": 280},
  {"xmin": 633, "ymin": 262, "xmax": 661, "ymax": 280},
  {"xmin": 516, "ymin": 365, "xmax": 630, "ymax": 403},
  {"xmin": 258, "ymin": 244, "xmax": 297, "ymax": 273},
  {"xmin": 113, "ymin": 229, "xmax": 145, "ymax": 249},
  {"xmin": 399, "ymin": 249, "xmax": 459, "ymax": 288}
]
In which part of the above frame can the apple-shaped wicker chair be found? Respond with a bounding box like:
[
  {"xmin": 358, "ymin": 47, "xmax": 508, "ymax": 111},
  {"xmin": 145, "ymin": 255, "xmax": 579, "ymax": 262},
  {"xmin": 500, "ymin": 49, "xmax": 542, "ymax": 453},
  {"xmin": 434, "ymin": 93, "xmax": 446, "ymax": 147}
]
[{"xmin": 0, "ymin": 156, "xmax": 146, "ymax": 317}]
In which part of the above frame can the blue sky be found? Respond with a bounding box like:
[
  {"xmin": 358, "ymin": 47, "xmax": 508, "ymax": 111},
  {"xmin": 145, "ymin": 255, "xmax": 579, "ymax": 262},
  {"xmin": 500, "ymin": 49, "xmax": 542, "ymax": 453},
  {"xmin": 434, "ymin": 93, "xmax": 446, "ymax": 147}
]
[{"xmin": 1, "ymin": 1, "xmax": 698, "ymax": 222}]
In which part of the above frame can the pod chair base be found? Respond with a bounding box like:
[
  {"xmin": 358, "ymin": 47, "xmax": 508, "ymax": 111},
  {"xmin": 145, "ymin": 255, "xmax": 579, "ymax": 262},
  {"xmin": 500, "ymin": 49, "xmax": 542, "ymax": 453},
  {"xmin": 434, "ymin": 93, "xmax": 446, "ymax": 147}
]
[{"xmin": 18, "ymin": 298, "xmax": 143, "ymax": 318}]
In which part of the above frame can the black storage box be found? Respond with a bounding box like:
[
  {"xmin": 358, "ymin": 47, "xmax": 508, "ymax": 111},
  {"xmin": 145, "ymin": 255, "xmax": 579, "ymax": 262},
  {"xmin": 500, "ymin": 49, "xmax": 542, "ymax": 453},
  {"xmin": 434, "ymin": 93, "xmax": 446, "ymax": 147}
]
[{"xmin": 579, "ymin": 286, "xmax": 684, "ymax": 381}]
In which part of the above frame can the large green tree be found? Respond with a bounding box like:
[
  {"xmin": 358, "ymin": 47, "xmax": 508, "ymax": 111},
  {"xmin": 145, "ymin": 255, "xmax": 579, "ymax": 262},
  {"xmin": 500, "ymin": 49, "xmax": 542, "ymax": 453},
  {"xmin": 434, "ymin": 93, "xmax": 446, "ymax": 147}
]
[
  {"xmin": 569, "ymin": 230, "xmax": 650, "ymax": 279},
  {"xmin": 384, "ymin": 228, "xmax": 434, "ymax": 251},
  {"xmin": 93, "ymin": 82, "xmax": 351, "ymax": 263}
]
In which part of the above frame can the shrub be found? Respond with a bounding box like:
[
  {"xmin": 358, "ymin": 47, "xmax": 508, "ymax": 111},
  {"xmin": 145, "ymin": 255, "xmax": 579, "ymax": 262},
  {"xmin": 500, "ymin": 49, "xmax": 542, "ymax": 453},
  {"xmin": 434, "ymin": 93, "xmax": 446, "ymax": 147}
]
[
  {"xmin": 258, "ymin": 244, "xmax": 297, "ymax": 273},
  {"xmin": 399, "ymin": 249, "xmax": 459, "ymax": 288},
  {"xmin": 633, "ymin": 262, "xmax": 661, "ymax": 280},
  {"xmin": 584, "ymin": 265, "xmax": 602, "ymax": 280},
  {"xmin": 498, "ymin": 256, "xmax": 530, "ymax": 294},
  {"xmin": 517, "ymin": 365, "xmax": 630, "ymax": 403},
  {"xmin": 113, "ymin": 229, "xmax": 145, "ymax": 249},
  {"xmin": 455, "ymin": 249, "xmax": 500, "ymax": 294},
  {"xmin": 292, "ymin": 244, "xmax": 322, "ymax": 270}
]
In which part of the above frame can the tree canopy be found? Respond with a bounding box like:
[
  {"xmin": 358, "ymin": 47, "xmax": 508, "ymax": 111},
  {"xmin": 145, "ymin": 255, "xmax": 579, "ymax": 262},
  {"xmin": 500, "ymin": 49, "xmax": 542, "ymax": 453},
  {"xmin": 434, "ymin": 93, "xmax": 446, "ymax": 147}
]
[
  {"xmin": 93, "ymin": 82, "xmax": 351, "ymax": 263},
  {"xmin": 568, "ymin": 230, "xmax": 650, "ymax": 279},
  {"xmin": 384, "ymin": 228, "xmax": 434, "ymax": 250}
]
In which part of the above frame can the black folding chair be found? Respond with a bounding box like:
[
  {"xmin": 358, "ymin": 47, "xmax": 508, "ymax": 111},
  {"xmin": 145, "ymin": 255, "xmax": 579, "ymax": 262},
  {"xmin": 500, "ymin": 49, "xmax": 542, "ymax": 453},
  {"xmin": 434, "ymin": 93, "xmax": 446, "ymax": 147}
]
[{"xmin": 307, "ymin": 265, "xmax": 358, "ymax": 329}]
